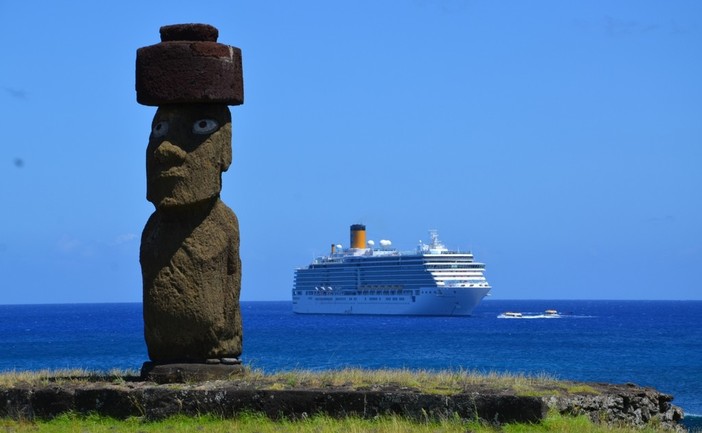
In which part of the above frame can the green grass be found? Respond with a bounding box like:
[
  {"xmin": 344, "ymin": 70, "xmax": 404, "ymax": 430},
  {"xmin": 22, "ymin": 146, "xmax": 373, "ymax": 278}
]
[
  {"xmin": 0, "ymin": 367, "xmax": 584, "ymax": 396},
  {"xmin": 0, "ymin": 412, "xmax": 678, "ymax": 433},
  {"xmin": 235, "ymin": 367, "xmax": 589, "ymax": 396},
  {"xmin": 0, "ymin": 368, "xmax": 139, "ymax": 387}
]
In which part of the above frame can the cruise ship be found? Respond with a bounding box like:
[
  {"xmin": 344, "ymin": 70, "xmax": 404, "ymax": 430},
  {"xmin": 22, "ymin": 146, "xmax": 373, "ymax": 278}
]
[{"xmin": 292, "ymin": 224, "xmax": 491, "ymax": 316}]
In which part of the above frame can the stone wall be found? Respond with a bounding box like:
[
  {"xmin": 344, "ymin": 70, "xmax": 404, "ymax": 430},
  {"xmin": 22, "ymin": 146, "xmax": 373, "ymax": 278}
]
[{"xmin": 0, "ymin": 380, "xmax": 685, "ymax": 431}]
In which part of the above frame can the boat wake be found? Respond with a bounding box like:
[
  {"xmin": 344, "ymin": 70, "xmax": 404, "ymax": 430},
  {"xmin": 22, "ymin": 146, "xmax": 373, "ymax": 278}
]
[
  {"xmin": 497, "ymin": 313, "xmax": 562, "ymax": 319},
  {"xmin": 497, "ymin": 310, "xmax": 592, "ymax": 319}
]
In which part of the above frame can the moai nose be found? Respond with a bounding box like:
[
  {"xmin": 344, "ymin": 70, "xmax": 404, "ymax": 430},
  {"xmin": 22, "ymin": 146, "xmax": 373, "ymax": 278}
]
[{"xmin": 154, "ymin": 141, "xmax": 187, "ymax": 165}]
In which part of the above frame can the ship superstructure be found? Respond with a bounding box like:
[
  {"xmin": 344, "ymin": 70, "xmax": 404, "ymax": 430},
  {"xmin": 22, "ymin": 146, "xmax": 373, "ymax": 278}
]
[{"xmin": 292, "ymin": 224, "xmax": 491, "ymax": 315}]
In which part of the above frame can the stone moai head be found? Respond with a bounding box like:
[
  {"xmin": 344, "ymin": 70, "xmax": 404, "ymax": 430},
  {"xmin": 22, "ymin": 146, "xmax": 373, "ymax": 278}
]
[
  {"xmin": 145, "ymin": 104, "xmax": 232, "ymax": 208},
  {"xmin": 136, "ymin": 23, "xmax": 243, "ymax": 208}
]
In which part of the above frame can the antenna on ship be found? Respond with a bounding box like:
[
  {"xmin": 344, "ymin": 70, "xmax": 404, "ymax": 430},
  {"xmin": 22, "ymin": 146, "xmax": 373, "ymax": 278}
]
[{"xmin": 429, "ymin": 229, "xmax": 439, "ymax": 247}]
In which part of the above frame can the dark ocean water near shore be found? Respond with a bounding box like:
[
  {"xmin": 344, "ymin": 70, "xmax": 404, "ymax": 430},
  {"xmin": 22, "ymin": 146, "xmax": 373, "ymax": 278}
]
[{"xmin": 1, "ymin": 300, "xmax": 700, "ymax": 427}]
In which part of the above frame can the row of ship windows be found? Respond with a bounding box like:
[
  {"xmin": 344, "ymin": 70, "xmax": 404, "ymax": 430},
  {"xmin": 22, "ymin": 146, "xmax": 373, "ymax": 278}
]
[
  {"xmin": 296, "ymin": 267, "xmax": 484, "ymax": 275},
  {"xmin": 299, "ymin": 272, "xmax": 483, "ymax": 278},
  {"xmin": 340, "ymin": 257, "xmax": 473, "ymax": 263},
  {"xmin": 310, "ymin": 262, "xmax": 485, "ymax": 269},
  {"xmin": 294, "ymin": 271, "xmax": 484, "ymax": 282},
  {"xmin": 295, "ymin": 290, "xmax": 443, "ymax": 297},
  {"xmin": 310, "ymin": 258, "xmax": 478, "ymax": 264},
  {"xmin": 313, "ymin": 297, "xmax": 409, "ymax": 302},
  {"xmin": 296, "ymin": 279, "xmax": 480, "ymax": 286},
  {"xmin": 296, "ymin": 280, "xmax": 432, "ymax": 285},
  {"xmin": 299, "ymin": 290, "xmax": 412, "ymax": 295}
]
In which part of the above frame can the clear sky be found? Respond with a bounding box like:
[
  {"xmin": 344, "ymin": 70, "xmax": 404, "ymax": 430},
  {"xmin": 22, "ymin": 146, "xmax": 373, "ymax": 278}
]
[{"xmin": 1, "ymin": 1, "xmax": 700, "ymax": 304}]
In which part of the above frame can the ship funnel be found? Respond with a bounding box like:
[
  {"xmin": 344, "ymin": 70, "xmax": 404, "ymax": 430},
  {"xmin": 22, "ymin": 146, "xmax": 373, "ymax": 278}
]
[{"xmin": 350, "ymin": 224, "xmax": 366, "ymax": 249}]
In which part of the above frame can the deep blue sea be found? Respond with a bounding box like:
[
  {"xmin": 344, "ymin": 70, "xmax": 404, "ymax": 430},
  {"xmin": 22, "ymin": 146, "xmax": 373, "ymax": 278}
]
[{"xmin": 1, "ymin": 300, "xmax": 700, "ymax": 427}]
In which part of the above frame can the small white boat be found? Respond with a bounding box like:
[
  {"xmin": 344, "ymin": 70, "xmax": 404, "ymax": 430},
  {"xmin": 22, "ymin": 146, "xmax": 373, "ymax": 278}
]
[
  {"xmin": 544, "ymin": 309, "xmax": 559, "ymax": 316},
  {"xmin": 502, "ymin": 312, "xmax": 523, "ymax": 318}
]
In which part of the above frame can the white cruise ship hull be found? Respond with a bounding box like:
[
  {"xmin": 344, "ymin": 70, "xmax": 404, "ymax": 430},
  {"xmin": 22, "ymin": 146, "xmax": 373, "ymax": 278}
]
[
  {"xmin": 293, "ymin": 287, "xmax": 490, "ymax": 316},
  {"xmin": 292, "ymin": 225, "xmax": 492, "ymax": 316}
]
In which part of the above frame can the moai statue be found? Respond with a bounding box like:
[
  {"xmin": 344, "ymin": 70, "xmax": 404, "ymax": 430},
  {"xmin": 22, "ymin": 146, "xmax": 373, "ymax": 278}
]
[{"xmin": 135, "ymin": 24, "xmax": 244, "ymax": 380}]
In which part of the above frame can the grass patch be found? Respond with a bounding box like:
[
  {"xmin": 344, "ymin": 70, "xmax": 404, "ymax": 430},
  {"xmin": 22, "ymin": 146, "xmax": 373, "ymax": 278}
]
[
  {"xmin": 0, "ymin": 367, "xmax": 600, "ymax": 397},
  {"xmin": 503, "ymin": 412, "xmax": 676, "ymax": 433},
  {"xmin": 0, "ymin": 368, "xmax": 140, "ymax": 387},
  {"xmin": 0, "ymin": 412, "xmax": 677, "ymax": 433},
  {"xmin": 242, "ymin": 367, "xmax": 574, "ymax": 396},
  {"xmin": 562, "ymin": 383, "xmax": 600, "ymax": 394}
]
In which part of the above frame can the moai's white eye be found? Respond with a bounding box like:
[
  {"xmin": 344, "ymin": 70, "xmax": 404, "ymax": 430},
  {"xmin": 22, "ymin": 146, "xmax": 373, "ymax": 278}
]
[
  {"xmin": 152, "ymin": 121, "xmax": 169, "ymax": 138},
  {"xmin": 193, "ymin": 119, "xmax": 219, "ymax": 135}
]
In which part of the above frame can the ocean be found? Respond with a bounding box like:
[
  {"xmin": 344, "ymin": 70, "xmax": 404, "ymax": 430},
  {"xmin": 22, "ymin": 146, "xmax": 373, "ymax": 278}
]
[{"xmin": 1, "ymin": 300, "xmax": 700, "ymax": 427}]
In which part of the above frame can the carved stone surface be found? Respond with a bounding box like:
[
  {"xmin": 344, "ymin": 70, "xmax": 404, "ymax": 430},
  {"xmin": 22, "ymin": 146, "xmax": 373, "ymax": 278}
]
[
  {"xmin": 140, "ymin": 197, "xmax": 242, "ymax": 362},
  {"xmin": 137, "ymin": 24, "xmax": 244, "ymax": 364},
  {"xmin": 145, "ymin": 105, "xmax": 233, "ymax": 208},
  {"xmin": 136, "ymin": 23, "xmax": 243, "ymax": 106},
  {"xmin": 141, "ymin": 362, "xmax": 245, "ymax": 384}
]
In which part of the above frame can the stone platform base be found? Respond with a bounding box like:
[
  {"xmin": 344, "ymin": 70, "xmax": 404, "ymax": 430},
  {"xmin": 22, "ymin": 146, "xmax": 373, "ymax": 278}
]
[
  {"xmin": 141, "ymin": 362, "xmax": 245, "ymax": 384},
  {"xmin": 0, "ymin": 376, "xmax": 685, "ymax": 431}
]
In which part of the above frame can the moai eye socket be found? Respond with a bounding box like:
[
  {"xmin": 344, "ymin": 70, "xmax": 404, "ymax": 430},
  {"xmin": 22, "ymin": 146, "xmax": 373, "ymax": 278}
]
[
  {"xmin": 193, "ymin": 119, "xmax": 219, "ymax": 135},
  {"xmin": 152, "ymin": 121, "xmax": 169, "ymax": 138}
]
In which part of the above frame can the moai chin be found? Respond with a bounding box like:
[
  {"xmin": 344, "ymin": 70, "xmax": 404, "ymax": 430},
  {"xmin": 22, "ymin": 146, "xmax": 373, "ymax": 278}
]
[{"xmin": 136, "ymin": 24, "xmax": 244, "ymax": 370}]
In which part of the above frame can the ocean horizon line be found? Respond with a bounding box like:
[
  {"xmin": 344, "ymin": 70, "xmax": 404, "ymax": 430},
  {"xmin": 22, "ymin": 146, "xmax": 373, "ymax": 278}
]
[{"xmin": 2, "ymin": 298, "xmax": 701, "ymax": 307}]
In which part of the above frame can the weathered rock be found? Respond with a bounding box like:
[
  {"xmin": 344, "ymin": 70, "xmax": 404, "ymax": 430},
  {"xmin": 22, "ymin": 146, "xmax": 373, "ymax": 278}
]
[
  {"xmin": 0, "ymin": 379, "xmax": 686, "ymax": 430},
  {"xmin": 137, "ymin": 25, "xmax": 244, "ymax": 364},
  {"xmin": 141, "ymin": 197, "xmax": 241, "ymax": 361},
  {"xmin": 137, "ymin": 389, "xmax": 545, "ymax": 423},
  {"xmin": 0, "ymin": 386, "xmax": 32, "ymax": 419},
  {"xmin": 543, "ymin": 382, "xmax": 685, "ymax": 432},
  {"xmin": 140, "ymin": 106, "xmax": 242, "ymax": 362},
  {"xmin": 136, "ymin": 24, "xmax": 243, "ymax": 106},
  {"xmin": 74, "ymin": 386, "xmax": 139, "ymax": 419},
  {"xmin": 144, "ymin": 105, "xmax": 233, "ymax": 209},
  {"xmin": 141, "ymin": 362, "xmax": 245, "ymax": 384},
  {"xmin": 160, "ymin": 23, "xmax": 219, "ymax": 42},
  {"xmin": 30, "ymin": 387, "xmax": 74, "ymax": 419}
]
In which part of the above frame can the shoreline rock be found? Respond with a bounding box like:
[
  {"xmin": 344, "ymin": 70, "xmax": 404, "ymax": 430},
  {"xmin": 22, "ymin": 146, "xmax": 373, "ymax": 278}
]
[{"xmin": 544, "ymin": 382, "xmax": 684, "ymax": 431}]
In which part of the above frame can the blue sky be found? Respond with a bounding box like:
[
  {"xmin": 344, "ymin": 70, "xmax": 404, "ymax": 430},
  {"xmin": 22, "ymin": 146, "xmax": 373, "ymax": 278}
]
[{"xmin": 1, "ymin": 1, "xmax": 700, "ymax": 303}]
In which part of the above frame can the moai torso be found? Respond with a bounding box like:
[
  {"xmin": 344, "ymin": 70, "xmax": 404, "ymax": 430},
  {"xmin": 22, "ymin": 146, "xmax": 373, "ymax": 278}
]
[
  {"xmin": 136, "ymin": 25, "xmax": 244, "ymax": 364},
  {"xmin": 141, "ymin": 199, "xmax": 241, "ymax": 361}
]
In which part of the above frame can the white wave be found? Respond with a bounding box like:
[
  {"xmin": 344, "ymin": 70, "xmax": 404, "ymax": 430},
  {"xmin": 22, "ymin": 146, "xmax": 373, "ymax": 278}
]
[
  {"xmin": 497, "ymin": 312, "xmax": 595, "ymax": 319},
  {"xmin": 497, "ymin": 313, "xmax": 560, "ymax": 319}
]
